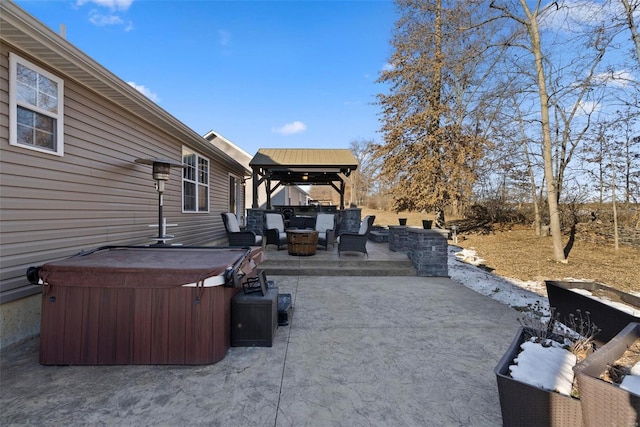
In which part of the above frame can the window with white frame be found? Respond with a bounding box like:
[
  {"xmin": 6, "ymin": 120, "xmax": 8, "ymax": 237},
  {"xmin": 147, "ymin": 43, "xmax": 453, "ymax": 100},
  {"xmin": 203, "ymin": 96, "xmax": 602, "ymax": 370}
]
[
  {"xmin": 182, "ymin": 147, "xmax": 209, "ymax": 212},
  {"xmin": 9, "ymin": 53, "xmax": 64, "ymax": 156}
]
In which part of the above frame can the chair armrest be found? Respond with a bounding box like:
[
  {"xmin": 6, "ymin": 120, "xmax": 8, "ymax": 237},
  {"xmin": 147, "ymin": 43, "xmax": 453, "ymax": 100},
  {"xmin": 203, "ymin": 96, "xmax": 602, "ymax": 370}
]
[
  {"xmin": 228, "ymin": 231, "xmax": 258, "ymax": 246},
  {"xmin": 265, "ymin": 228, "xmax": 281, "ymax": 242},
  {"xmin": 338, "ymin": 231, "xmax": 361, "ymax": 237},
  {"xmin": 340, "ymin": 233, "xmax": 363, "ymax": 241}
]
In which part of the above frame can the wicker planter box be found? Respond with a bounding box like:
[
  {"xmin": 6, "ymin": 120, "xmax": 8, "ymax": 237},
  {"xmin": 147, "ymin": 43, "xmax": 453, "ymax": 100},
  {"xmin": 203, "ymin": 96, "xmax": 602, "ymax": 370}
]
[
  {"xmin": 573, "ymin": 322, "xmax": 640, "ymax": 427},
  {"xmin": 495, "ymin": 327, "xmax": 582, "ymax": 427},
  {"xmin": 545, "ymin": 280, "xmax": 640, "ymax": 344}
]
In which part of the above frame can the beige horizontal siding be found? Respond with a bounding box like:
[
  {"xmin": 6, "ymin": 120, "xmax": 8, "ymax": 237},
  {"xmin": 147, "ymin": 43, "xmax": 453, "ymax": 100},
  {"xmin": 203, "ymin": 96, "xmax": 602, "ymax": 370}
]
[{"xmin": 0, "ymin": 43, "xmax": 244, "ymax": 303}]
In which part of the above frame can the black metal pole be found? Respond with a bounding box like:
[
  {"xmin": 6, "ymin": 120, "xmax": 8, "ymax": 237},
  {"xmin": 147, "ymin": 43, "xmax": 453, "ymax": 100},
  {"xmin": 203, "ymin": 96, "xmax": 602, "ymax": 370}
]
[{"xmin": 157, "ymin": 190, "xmax": 163, "ymax": 245}]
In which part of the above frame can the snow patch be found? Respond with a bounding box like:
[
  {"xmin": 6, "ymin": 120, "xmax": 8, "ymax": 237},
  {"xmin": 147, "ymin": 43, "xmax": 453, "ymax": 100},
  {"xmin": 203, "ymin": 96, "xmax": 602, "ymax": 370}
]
[
  {"xmin": 448, "ymin": 246, "xmax": 549, "ymax": 314},
  {"xmin": 569, "ymin": 288, "xmax": 640, "ymax": 316},
  {"xmin": 509, "ymin": 339, "xmax": 576, "ymax": 396},
  {"xmin": 620, "ymin": 362, "xmax": 640, "ymax": 395}
]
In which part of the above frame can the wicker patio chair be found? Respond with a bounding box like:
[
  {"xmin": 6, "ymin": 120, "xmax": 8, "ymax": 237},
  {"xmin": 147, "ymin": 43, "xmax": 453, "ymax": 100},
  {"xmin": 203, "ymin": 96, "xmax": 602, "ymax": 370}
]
[
  {"xmin": 338, "ymin": 215, "xmax": 375, "ymax": 257},
  {"xmin": 221, "ymin": 213, "xmax": 262, "ymax": 247},
  {"xmin": 264, "ymin": 212, "xmax": 287, "ymax": 250},
  {"xmin": 315, "ymin": 213, "xmax": 336, "ymax": 250}
]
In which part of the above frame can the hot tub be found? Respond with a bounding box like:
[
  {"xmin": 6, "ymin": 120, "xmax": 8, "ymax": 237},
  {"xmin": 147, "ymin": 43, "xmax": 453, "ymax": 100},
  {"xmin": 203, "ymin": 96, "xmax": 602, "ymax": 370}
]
[{"xmin": 33, "ymin": 246, "xmax": 264, "ymax": 365}]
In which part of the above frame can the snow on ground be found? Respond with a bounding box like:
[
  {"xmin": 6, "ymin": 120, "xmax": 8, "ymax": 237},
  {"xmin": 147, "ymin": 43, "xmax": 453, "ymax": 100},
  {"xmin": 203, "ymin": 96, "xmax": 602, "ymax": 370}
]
[
  {"xmin": 449, "ymin": 244, "xmax": 640, "ymax": 321},
  {"xmin": 447, "ymin": 245, "xmax": 640, "ymax": 395},
  {"xmin": 447, "ymin": 245, "xmax": 551, "ymax": 316}
]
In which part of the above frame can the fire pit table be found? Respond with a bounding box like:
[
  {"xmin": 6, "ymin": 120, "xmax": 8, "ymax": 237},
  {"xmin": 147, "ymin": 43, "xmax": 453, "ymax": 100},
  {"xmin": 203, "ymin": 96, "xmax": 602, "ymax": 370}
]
[
  {"xmin": 286, "ymin": 229, "xmax": 319, "ymax": 256},
  {"xmin": 31, "ymin": 245, "xmax": 264, "ymax": 365}
]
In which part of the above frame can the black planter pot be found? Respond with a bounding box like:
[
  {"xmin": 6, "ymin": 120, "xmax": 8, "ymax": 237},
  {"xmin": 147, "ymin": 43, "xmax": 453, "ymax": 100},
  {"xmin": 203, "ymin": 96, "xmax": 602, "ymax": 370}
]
[
  {"xmin": 545, "ymin": 280, "xmax": 640, "ymax": 344},
  {"xmin": 495, "ymin": 327, "xmax": 582, "ymax": 427},
  {"xmin": 398, "ymin": 218, "xmax": 407, "ymax": 226},
  {"xmin": 422, "ymin": 220, "xmax": 433, "ymax": 229}
]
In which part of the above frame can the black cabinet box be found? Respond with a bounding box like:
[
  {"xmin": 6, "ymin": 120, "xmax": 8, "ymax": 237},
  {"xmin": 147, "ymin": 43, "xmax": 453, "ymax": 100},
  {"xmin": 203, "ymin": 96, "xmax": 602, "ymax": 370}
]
[{"xmin": 231, "ymin": 287, "xmax": 278, "ymax": 347}]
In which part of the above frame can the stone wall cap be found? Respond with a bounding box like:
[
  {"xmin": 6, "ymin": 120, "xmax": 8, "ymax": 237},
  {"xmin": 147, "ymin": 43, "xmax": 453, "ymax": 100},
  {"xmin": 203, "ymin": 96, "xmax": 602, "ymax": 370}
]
[{"xmin": 407, "ymin": 228, "xmax": 449, "ymax": 233}]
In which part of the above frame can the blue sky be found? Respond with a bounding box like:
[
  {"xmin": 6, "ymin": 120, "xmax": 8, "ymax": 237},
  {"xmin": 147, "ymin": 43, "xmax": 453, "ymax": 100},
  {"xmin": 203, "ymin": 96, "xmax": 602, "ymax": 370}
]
[{"xmin": 15, "ymin": 0, "xmax": 397, "ymax": 157}]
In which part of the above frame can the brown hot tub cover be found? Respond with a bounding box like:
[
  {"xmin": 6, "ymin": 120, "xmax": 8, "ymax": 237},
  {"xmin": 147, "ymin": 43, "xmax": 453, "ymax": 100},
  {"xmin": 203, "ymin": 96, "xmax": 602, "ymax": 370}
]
[{"xmin": 38, "ymin": 246, "xmax": 264, "ymax": 288}]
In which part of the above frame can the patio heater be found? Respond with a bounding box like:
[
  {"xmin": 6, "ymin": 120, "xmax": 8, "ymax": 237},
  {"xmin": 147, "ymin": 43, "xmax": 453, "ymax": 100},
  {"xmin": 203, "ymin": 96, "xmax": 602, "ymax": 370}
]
[{"xmin": 135, "ymin": 157, "xmax": 185, "ymax": 245}]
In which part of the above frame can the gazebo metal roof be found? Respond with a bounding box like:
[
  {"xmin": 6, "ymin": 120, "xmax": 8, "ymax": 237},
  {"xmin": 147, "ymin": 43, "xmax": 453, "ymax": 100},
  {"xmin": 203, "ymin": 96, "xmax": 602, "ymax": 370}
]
[{"xmin": 249, "ymin": 148, "xmax": 358, "ymax": 209}]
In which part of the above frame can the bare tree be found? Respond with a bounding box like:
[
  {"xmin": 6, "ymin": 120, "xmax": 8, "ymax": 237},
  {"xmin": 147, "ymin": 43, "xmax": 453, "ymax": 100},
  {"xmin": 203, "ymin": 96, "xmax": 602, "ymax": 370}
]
[
  {"xmin": 619, "ymin": 0, "xmax": 640, "ymax": 66},
  {"xmin": 348, "ymin": 139, "xmax": 380, "ymax": 207},
  {"xmin": 488, "ymin": 0, "xmax": 618, "ymax": 262}
]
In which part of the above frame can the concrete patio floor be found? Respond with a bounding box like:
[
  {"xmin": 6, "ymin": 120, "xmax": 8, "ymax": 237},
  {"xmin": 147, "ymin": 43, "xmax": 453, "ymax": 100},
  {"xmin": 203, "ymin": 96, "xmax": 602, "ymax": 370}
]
[{"xmin": 1, "ymin": 243, "xmax": 522, "ymax": 426}]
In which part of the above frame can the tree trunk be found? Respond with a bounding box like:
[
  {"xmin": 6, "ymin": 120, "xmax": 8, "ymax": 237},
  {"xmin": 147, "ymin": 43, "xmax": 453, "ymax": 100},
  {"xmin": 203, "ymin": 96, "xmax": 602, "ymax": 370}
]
[
  {"xmin": 526, "ymin": 7, "xmax": 567, "ymax": 262},
  {"xmin": 525, "ymin": 145, "xmax": 541, "ymax": 235},
  {"xmin": 621, "ymin": 0, "xmax": 640, "ymax": 68},
  {"xmin": 610, "ymin": 150, "xmax": 620, "ymax": 250}
]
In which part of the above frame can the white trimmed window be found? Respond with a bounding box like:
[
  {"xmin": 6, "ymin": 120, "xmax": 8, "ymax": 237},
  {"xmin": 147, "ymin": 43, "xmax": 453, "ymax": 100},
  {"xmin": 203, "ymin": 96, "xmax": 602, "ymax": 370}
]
[
  {"xmin": 9, "ymin": 53, "xmax": 64, "ymax": 156},
  {"xmin": 182, "ymin": 147, "xmax": 209, "ymax": 212}
]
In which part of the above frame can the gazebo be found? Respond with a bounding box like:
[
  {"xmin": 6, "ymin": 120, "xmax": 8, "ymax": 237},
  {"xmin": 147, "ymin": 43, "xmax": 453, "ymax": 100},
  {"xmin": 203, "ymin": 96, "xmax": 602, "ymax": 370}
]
[{"xmin": 249, "ymin": 148, "xmax": 358, "ymax": 210}]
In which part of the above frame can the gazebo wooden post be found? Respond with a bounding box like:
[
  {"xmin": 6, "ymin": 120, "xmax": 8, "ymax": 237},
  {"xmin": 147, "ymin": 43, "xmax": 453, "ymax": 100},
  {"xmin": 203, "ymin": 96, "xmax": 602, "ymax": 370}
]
[
  {"xmin": 266, "ymin": 177, "xmax": 272, "ymax": 209},
  {"xmin": 340, "ymin": 179, "xmax": 345, "ymax": 209},
  {"xmin": 252, "ymin": 168, "xmax": 259, "ymax": 208}
]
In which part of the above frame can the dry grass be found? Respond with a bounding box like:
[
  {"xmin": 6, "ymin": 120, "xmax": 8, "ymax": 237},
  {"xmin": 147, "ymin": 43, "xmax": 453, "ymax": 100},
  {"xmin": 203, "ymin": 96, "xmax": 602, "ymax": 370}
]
[{"xmin": 361, "ymin": 208, "xmax": 640, "ymax": 294}]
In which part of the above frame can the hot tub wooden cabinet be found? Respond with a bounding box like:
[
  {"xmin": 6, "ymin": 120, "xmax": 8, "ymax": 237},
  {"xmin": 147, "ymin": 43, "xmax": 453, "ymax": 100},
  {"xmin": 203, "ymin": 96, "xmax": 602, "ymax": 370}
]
[{"xmin": 35, "ymin": 246, "xmax": 263, "ymax": 365}]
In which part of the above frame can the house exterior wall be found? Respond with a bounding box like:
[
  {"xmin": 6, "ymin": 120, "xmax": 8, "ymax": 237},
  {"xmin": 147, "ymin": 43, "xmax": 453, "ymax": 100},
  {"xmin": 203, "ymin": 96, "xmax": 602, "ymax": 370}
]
[
  {"xmin": 203, "ymin": 132, "xmax": 260, "ymax": 217},
  {"xmin": 270, "ymin": 186, "xmax": 310, "ymax": 207},
  {"xmin": 0, "ymin": 41, "xmax": 243, "ymax": 348}
]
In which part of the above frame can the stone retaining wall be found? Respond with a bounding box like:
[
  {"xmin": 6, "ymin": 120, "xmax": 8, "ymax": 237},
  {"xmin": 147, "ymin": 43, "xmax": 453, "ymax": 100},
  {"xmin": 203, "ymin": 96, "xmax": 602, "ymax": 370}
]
[
  {"xmin": 389, "ymin": 226, "xmax": 448, "ymax": 277},
  {"xmin": 388, "ymin": 226, "xmax": 409, "ymax": 252},
  {"xmin": 407, "ymin": 229, "xmax": 448, "ymax": 277},
  {"xmin": 247, "ymin": 208, "xmax": 362, "ymax": 237},
  {"xmin": 246, "ymin": 208, "xmax": 268, "ymax": 235},
  {"xmin": 338, "ymin": 208, "xmax": 362, "ymax": 234}
]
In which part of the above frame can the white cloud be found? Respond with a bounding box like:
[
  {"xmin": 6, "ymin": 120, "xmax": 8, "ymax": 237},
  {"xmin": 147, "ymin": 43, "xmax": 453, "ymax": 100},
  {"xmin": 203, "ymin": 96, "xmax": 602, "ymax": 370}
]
[
  {"xmin": 594, "ymin": 69, "xmax": 635, "ymax": 88},
  {"xmin": 88, "ymin": 11, "xmax": 124, "ymax": 26},
  {"xmin": 539, "ymin": 0, "xmax": 610, "ymax": 32},
  {"xmin": 272, "ymin": 121, "xmax": 307, "ymax": 135},
  {"xmin": 77, "ymin": 0, "xmax": 134, "ymax": 11},
  {"xmin": 218, "ymin": 29, "xmax": 231, "ymax": 46},
  {"xmin": 577, "ymin": 100, "xmax": 600, "ymax": 114},
  {"xmin": 79, "ymin": 0, "xmax": 133, "ymax": 29},
  {"xmin": 382, "ymin": 62, "xmax": 395, "ymax": 72},
  {"xmin": 127, "ymin": 82, "xmax": 160, "ymax": 103}
]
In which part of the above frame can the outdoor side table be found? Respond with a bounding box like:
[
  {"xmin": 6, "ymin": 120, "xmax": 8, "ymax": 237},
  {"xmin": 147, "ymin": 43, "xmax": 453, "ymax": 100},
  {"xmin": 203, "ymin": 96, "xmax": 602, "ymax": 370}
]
[
  {"xmin": 230, "ymin": 287, "xmax": 278, "ymax": 347},
  {"xmin": 286, "ymin": 229, "xmax": 319, "ymax": 256}
]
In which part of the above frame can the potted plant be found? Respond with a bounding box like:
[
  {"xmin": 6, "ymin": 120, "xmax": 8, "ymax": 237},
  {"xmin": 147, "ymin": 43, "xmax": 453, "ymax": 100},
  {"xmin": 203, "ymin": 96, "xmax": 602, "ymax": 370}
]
[
  {"xmin": 422, "ymin": 219, "xmax": 432, "ymax": 229},
  {"xmin": 495, "ymin": 306, "xmax": 599, "ymax": 426},
  {"xmin": 573, "ymin": 322, "xmax": 640, "ymax": 427},
  {"xmin": 398, "ymin": 218, "xmax": 407, "ymax": 226},
  {"xmin": 495, "ymin": 327, "xmax": 583, "ymax": 426}
]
